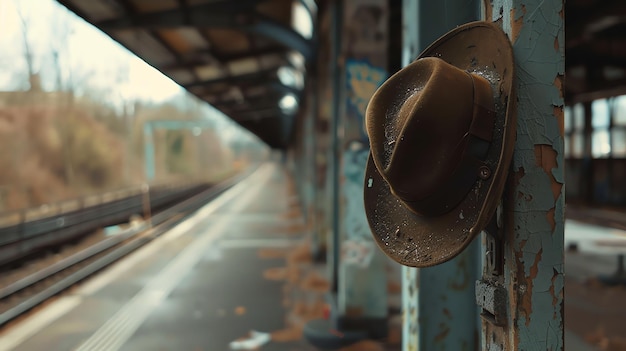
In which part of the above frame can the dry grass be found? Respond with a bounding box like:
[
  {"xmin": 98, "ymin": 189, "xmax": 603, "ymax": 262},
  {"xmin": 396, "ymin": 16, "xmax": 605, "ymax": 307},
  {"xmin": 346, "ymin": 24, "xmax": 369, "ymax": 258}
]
[
  {"xmin": 0, "ymin": 105, "xmax": 129, "ymax": 211},
  {"xmin": 0, "ymin": 94, "xmax": 237, "ymax": 212}
]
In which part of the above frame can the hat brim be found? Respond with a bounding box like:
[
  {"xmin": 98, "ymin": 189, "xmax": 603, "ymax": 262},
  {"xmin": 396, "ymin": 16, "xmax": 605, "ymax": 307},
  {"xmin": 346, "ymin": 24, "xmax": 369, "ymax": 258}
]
[{"xmin": 364, "ymin": 21, "xmax": 516, "ymax": 267}]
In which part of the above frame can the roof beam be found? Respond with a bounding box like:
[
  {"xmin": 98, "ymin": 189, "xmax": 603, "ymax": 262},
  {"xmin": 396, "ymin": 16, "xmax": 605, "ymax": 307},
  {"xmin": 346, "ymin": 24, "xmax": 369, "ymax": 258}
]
[
  {"xmin": 231, "ymin": 107, "xmax": 290, "ymax": 121},
  {"xmin": 183, "ymin": 66, "xmax": 279, "ymax": 89},
  {"xmin": 216, "ymin": 95, "xmax": 280, "ymax": 109},
  {"xmin": 161, "ymin": 46, "xmax": 286, "ymax": 72},
  {"xmin": 95, "ymin": 5, "xmax": 312, "ymax": 60}
]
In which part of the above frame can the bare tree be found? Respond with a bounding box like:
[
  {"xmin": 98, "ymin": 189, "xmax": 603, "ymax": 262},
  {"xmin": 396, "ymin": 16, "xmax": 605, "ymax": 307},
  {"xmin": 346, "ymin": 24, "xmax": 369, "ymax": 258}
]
[
  {"xmin": 14, "ymin": 0, "xmax": 39, "ymax": 92},
  {"xmin": 48, "ymin": 8, "xmax": 77, "ymax": 187}
]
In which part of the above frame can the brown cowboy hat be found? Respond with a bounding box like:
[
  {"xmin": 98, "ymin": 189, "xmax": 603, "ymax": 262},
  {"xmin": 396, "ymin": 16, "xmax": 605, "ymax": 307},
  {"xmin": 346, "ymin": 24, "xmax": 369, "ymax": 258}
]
[{"xmin": 363, "ymin": 21, "xmax": 516, "ymax": 267}]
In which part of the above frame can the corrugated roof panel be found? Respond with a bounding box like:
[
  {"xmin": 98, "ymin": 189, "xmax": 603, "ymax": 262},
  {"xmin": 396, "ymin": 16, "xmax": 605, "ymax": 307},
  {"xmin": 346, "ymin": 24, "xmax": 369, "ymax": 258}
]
[
  {"xmin": 195, "ymin": 65, "xmax": 226, "ymax": 81},
  {"xmin": 130, "ymin": 0, "xmax": 178, "ymax": 13},
  {"xmin": 186, "ymin": 0, "xmax": 216, "ymax": 6},
  {"xmin": 203, "ymin": 82, "xmax": 229, "ymax": 94},
  {"xmin": 63, "ymin": 0, "xmax": 122, "ymax": 22},
  {"xmin": 158, "ymin": 30, "xmax": 193, "ymax": 54},
  {"xmin": 114, "ymin": 30, "xmax": 176, "ymax": 65},
  {"xmin": 246, "ymin": 86, "xmax": 271, "ymax": 97},
  {"xmin": 259, "ymin": 54, "xmax": 285, "ymax": 69},
  {"xmin": 221, "ymin": 87, "xmax": 244, "ymax": 101},
  {"xmin": 176, "ymin": 28, "xmax": 210, "ymax": 50},
  {"xmin": 204, "ymin": 29, "xmax": 250, "ymax": 54},
  {"xmin": 227, "ymin": 58, "xmax": 259, "ymax": 76}
]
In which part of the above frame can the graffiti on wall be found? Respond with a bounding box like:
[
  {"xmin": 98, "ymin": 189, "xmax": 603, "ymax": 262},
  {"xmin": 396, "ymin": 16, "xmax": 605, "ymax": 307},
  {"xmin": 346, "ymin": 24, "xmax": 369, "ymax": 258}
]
[
  {"xmin": 346, "ymin": 59, "xmax": 387, "ymax": 143},
  {"xmin": 340, "ymin": 0, "xmax": 388, "ymax": 268},
  {"xmin": 341, "ymin": 141, "xmax": 375, "ymax": 267}
]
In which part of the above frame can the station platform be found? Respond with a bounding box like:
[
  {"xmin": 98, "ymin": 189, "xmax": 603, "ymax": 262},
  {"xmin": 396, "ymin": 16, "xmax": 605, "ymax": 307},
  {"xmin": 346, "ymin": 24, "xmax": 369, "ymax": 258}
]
[
  {"xmin": 0, "ymin": 162, "xmax": 327, "ymax": 351},
  {"xmin": 2, "ymin": 160, "xmax": 626, "ymax": 350}
]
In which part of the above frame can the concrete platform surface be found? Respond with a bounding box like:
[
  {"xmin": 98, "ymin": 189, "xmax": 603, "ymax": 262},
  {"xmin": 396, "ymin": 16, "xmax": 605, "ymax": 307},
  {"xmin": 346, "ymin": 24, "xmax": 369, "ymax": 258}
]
[{"xmin": 0, "ymin": 163, "xmax": 316, "ymax": 351}]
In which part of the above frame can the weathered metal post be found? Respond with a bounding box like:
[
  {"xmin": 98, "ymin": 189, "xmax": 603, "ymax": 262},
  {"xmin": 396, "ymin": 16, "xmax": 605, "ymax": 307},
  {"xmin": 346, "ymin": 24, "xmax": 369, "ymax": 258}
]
[
  {"xmin": 480, "ymin": 0, "xmax": 565, "ymax": 349},
  {"xmin": 305, "ymin": 1, "xmax": 390, "ymax": 346},
  {"xmin": 401, "ymin": 1, "xmax": 482, "ymax": 349},
  {"xmin": 143, "ymin": 123, "xmax": 156, "ymax": 182},
  {"xmin": 336, "ymin": 0, "xmax": 390, "ymax": 338}
]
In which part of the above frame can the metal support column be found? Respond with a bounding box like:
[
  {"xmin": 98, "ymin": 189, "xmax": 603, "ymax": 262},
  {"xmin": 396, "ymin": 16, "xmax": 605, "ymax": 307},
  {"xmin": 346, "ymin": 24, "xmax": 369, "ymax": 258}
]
[
  {"xmin": 401, "ymin": 1, "xmax": 481, "ymax": 349},
  {"xmin": 329, "ymin": 0, "xmax": 343, "ymax": 299},
  {"xmin": 582, "ymin": 101, "xmax": 594, "ymax": 203},
  {"xmin": 482, "ymin": 0, "xmax": 565, "ymax": 349},
  {"xmin": 336, "ymin": 0, "xmax": 390, "ymax": 339},
  {"xmin": 143, "ymin": 123, "xmax": 156, "ymax": 182},
  {"xmin": 400, "ymin": 2, "xmax": 420, "ymax": 350}
]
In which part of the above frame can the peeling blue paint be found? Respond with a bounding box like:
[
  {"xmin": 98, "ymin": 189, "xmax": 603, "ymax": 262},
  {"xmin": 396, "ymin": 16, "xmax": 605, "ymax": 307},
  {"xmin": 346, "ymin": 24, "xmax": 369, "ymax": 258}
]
[{"xmin": 491, "ymin": 0, "xmax": 564, "ymax": 349}]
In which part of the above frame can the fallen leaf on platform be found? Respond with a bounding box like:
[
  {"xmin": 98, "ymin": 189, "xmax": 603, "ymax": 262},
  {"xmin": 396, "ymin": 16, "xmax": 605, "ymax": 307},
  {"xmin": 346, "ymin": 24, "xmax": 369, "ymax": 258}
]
[
  {"xmin": 270, "ymin": 326, "xmax": 303, "ymax": 342},
  {"xmin": 234, "ymin": 306, "xmax": 246, "ymax": 315},
  {"xmin": 286, "ymin": 244, "xmax": 311, "ymax": 264},
  {"xmin": 263, "ymin": 267, "xmax": 288, "ymax": 281},
  {"xmin": 300, "ymin": 271, "xmax": 330, "ymax": 292}
]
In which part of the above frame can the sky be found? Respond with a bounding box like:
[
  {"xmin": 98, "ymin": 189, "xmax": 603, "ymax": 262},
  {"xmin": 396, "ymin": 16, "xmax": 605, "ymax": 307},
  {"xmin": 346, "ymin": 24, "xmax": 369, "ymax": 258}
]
[
  {"xmin": 0, "ymin": 0, "xmax": 259, "ymax": 145},
  {"xmin": 0, "ymin": 0, "xmax": 181, "ymax": 102}
]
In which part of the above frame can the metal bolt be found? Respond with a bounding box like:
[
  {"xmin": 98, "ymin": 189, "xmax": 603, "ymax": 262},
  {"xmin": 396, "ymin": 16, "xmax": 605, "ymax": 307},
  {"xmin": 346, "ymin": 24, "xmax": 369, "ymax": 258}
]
[{"xmin": 479, "ymin": 165, "xmax": 491, "ymax": 180}]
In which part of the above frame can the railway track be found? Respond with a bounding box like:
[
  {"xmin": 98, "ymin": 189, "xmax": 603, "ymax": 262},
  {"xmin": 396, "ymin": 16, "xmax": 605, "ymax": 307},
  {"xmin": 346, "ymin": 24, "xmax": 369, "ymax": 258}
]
[{"xmin": 0, "ymin": 171, "xmax": 249, "ymax": 327}]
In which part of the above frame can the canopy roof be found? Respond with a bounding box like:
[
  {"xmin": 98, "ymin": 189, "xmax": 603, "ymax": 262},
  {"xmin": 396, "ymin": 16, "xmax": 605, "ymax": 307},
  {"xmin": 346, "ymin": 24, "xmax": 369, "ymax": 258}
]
[
  {"xmin": 57, "ymin": 0, "xmax": 315, "ymax": 149},
  {"xmin": 56, "ymin": 0, "xmax": 626, "ymax": 144}
]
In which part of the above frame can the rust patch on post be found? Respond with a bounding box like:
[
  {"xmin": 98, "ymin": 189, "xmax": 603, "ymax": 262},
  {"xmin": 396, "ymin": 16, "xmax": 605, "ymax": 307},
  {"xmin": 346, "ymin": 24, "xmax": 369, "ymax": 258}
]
[
  {"xmin": 554, "ymin": 36, "xmax": 559, "ymax": 52},
  {"xmin": 434, "ymin": 326, "xmax": 451, "ymax": 342},
  {"xmin": 546, "ymin": 207, "xmax": 556, "ymax": 232},
  {"xmin": 517, "ymin": 248, "xmax": 543, "ymax": 326},
  {"xmin": 534, "ymin": 145, "xmax": 562, "ymax": 231},
  {"xmin": 549, "ymin": 269, "xmax": 561, "ymax": 318},
  {"xmin": 534, "ymin": 145, "xmax": 562, "ymax": 201},
  {"xmin": 553, "ymin": 75, "xmax": 564, "ymax": 99},
  {"xmin": 554, "ymin": 106, "xmax": 564, "ymax": 135}
]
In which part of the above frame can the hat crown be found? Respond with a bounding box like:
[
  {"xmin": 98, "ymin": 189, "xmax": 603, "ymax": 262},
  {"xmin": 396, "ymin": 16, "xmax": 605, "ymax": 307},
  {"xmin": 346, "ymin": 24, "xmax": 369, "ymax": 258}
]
[{"xmin": 367, "ymin": 57, "xmax": 495, "ymax": 216}]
